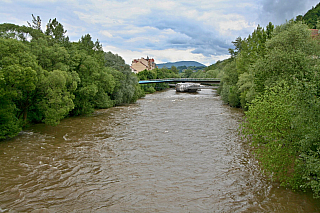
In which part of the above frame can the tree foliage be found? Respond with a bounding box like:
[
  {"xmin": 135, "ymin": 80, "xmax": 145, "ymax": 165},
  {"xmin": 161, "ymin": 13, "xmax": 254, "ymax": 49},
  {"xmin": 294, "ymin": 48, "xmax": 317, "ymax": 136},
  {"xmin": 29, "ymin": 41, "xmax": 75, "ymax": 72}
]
[
  {"xmin": 242, "ymin": 82, "xmax": 297, "ymax": 183},
  {"xmin": 27, "ymin": 14, "xmax": 42, "ymax": 31},
  {"xmin": 0, "ymin": 18, "xmax": 144, "ymax": 139},
  {"xmin": 211, "ymin": 17, "xmax": 320, "ymax": 197},
  {"xmin": 218, "ymin": 23, "xmax": 274, "ymax": 108},
  {"xmin": 230, "ymin": 20, "xmax": 320, "ymax": 198},
  {"xmin": 137, "ymin": 67, "xmax": 179, "ymax": 93},
  {"xmin": 297, "ymin": 2, "xmax": 320, "ymax": 29}
]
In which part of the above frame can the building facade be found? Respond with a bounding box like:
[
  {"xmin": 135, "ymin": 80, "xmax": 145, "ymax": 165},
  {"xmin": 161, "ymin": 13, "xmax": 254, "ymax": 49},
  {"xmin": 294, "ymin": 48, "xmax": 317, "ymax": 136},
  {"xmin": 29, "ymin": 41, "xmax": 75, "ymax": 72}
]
[
  {"xmin": 131, "ymin": 57, "xmax": 156, "ymax": 74},
  {"xmin": 310, "ymin": 29, "xmax": 320, "ymax": 39}
]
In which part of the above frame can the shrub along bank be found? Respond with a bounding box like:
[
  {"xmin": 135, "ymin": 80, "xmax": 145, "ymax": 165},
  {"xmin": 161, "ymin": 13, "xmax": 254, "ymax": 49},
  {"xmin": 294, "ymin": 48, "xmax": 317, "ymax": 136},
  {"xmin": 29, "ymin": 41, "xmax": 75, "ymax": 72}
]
[
  {"xmin": 0, "ymin": 20, "xmax": 144, "ymax": 140},
  {"xmin": 218, "ymin": 20, "xmax": 320, "ymax": 198}
]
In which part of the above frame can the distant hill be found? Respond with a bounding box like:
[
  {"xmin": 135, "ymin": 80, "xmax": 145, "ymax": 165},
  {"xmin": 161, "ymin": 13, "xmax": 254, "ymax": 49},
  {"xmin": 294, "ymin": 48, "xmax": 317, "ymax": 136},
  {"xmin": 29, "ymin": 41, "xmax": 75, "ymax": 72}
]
[{"xmin": 156, "ymin": 61, "xmax": 206, "ymax": 69}]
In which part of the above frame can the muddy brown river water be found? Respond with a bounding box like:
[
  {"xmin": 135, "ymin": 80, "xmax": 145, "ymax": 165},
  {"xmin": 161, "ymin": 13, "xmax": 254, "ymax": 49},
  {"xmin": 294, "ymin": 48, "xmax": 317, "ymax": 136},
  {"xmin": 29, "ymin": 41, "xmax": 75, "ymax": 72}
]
[{"xmin": 0, "ymin": 89, "xmax": 319, "ymax": 212}]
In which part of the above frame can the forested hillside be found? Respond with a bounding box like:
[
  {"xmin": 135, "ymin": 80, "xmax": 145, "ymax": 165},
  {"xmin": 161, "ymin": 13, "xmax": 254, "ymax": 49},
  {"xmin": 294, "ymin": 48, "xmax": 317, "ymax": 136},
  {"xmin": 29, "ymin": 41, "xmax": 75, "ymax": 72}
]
[
  {"xmin": 296, "ymin": 2, "xmax": 320, "ymax": 29},
  {"xmin": 156, "ymin": 61, "xmax": 206, "ymax": 69},
  {"xmin": 0, "ymin": 18, "xmax": 144, "ymax": 140}
]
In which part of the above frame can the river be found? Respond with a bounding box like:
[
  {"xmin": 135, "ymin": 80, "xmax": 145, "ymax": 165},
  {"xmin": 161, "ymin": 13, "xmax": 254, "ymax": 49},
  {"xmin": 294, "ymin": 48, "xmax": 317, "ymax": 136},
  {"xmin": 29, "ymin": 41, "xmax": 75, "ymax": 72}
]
[{"xmin": 0, "ymin": 89, "xmax": 319, "ymax": 212}]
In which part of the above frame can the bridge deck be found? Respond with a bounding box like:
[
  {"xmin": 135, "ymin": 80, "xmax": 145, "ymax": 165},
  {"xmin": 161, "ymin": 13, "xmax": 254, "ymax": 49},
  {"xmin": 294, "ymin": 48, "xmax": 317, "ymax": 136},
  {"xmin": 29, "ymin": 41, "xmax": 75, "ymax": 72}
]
[{"xmin": 139, "ymin": 78, "xmax": 220, "ymax": 84}]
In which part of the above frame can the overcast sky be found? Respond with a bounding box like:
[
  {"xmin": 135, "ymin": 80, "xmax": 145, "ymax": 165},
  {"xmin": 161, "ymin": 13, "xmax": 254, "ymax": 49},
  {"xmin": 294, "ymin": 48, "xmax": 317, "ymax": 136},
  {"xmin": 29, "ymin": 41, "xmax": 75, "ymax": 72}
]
[{"xmin": 1, "ymin": 0, "xmax": 319, "ymax": 65}]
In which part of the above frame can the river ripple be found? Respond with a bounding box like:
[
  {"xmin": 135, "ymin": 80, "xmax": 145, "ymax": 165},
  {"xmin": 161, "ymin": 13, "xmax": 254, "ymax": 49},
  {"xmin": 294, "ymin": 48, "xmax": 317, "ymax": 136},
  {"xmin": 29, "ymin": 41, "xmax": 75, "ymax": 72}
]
[{"xmin": 0, "ymin": 89, "xmax": 319, "ymax": 212}]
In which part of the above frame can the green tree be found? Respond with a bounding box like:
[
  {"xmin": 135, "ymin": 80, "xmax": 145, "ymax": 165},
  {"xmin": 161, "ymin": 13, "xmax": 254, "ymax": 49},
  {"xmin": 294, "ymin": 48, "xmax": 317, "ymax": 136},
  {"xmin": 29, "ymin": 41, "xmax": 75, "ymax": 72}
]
[
  {"xmin": 170, "ymin": 66, "xmax": 179, "ymax": 74},
  {"xmin": 36, "ymin": 70, "xmax": 78, "ymax": 125},
  {"xmin": 237, "ymin": 72, "xmax": 255, "ymax": 109},
  {"xmin": 71, "ymin": 53, "xmax": 114, "ymax": 114},
  {"xmin": 45, "ymin": 18, "xmax": 67, "ymax": 43},
  {"xmin": 205, "ymin": 69, "xmax": 219, "ymax": 78},
  {"xmin": 31, "ymin": 38, "xmax": 70, "ymax": 71},
  {"xmin": 291, "ymin": 80, "xmax": 320, "ymax": 197},
  {"xmin": 181, "ymin": 69, "xmax": 193, "ymax": 78},
  {"xmin": 242, "ymin": 21, "xmax": 320, "ymax": 198},
  {"xmin": 242, "ymin": 82, "xmax": 297, "ymax": 185},
  {"xmin": 27, "ymin": 14, "xmax": 42, "ymax": 31},
  {"xmin": 218, "ymin": 23, "xmax": 273, "ymax": 108},
  {"xmin": 104, "ymin": 51, "xmax": 143, "ymax": 104},
  {"xmin": 0, "ymin": 20, "xmax": 145, "ymax": 140},
  {"xmin": 253, "ymin": 21, "xmax": 319, "ymax": 94},
  {"xmin": 299, "ymin": 3, "xmax": 320, "ymax": 28},
  {"xmin": 0, "ymin": 23, "xmax": 44, "ymax": 41},
  {"xmin": 236, "ymin": 25, "xmax": 269, "ymax": 75},
  {"xmin": 219, "ymin": 60, "xmax": 240, "ymax": 106},
  {"xmin": 0, "ymin": 38, "xmax": 40, "ymax": 123},
  {"xmin": 228, "ymin": 36, "xmax": 243, "ymax": 58}
]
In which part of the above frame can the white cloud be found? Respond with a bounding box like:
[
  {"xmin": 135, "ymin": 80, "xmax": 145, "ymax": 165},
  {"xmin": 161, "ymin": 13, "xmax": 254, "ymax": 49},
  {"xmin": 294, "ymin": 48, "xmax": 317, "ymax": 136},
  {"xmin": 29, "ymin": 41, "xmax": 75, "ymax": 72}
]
[
  {"xmin": 73, "ymin": 11, "xmax": 124, "ymax": 25},
  {"xmin": 218, "ymin": 14, "xmax": 257, "ymax": 36},
  {"xmin": 1, "ymin": 0, "xmax": 318, "ymax": 66},
  {"xmin": 125, "ymin": 36, "xmax": 160, "ymax": 44},
  {"xmin": 99, "ymin": 30, "xmax": 113, "ymax": 38},
  {"xmin": 73, "ymin": 0, "xmax": 151, "ymax": 23},
  {"xmin": 113, "ymin": 26, "xmax": 158, "ymax": 36},
  {"xmin": 103, "ymin": 45, "xmax": 229, "ymax": 66},
  {"xmin": 64, "ymin": 23, "xmax": 87, "ymax": 37},
  {"xmin": 154, "ymin": 1, "xmax": 179, "ymax": 11},
  {"xmin": 0, "ymin": 12, "xmax": 27, "ymax": 26},
  {"xmin": 18, "ymin": 0, "xmax": 60, "ymax": 2}
]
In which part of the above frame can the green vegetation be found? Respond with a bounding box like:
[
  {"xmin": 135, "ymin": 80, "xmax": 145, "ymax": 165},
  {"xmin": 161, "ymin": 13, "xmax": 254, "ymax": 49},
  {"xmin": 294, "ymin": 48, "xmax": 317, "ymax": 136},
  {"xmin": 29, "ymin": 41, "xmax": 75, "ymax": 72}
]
[
  {"xmin": 175, "ymin": 65, "xmax": 206, "ymax": 73},
  {"xmin": 137, "ymin": 67, "xmax": 179, "ymax": 93},
  {"xmin": 156, "ymin": 61, "xmax": 205, "ymax": 69},
  {"xmin": 136, "ymin": 62, "xmax": 221, "ymax": 93},
  {"xmin": 2, "ymin": 8, "xmax": 320, "ymax": 199},
  {"xmin": 176, "ymin": 63, "xmax": 223, "ymax": 79},
  {"xmin": 296, "ymin": 2, "xmax": 320, "ymax": 29},
  {"xmin": 0, "ymin": 18, "xmax": 144, "ymax": 140},
  {"xmin": 215, "ymin": 19, "xmax": 320, "ymax": 198}
]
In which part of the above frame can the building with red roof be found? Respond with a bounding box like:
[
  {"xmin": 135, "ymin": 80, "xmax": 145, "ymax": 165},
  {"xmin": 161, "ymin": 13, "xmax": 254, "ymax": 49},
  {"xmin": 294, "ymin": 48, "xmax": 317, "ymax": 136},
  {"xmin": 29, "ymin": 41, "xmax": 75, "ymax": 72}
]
[{"xmin": 131, "ymin": 57, "xmax": 156, "ymax": 74}]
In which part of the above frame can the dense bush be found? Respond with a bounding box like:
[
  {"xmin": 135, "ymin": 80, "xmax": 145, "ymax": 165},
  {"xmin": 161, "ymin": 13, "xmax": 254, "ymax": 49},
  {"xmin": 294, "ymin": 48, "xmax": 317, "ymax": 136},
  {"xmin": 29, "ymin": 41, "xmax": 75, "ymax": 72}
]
[
  {"xmin": 218, "ymin": 20, "xmax": 320, "ymax": 198},
  {"xmin": 0, "ymin": 20, "xmax": 144, "ymax": 139}
]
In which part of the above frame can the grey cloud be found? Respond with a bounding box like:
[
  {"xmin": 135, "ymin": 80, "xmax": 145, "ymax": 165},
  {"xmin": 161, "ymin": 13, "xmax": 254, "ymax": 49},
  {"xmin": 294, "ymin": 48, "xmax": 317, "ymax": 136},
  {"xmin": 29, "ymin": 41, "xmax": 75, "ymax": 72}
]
[
  {"xmin": 137, "ymin": 14, "xmax": 232, "ymax": 56},
  {"xmin": 6, "ymin": 0, "xmax": 300, "ymax": 64},
  {"xmin": 260, "ymin": 0, "xmax": 320, "ymax": 25}
]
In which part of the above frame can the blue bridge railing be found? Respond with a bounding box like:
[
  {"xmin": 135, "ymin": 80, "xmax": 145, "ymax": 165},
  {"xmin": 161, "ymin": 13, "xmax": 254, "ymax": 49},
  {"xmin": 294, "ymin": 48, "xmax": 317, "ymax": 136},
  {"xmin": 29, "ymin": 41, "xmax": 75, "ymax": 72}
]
[{"xmin": 138, "ymin": 78, "xmax": 220, "ymax": 84}]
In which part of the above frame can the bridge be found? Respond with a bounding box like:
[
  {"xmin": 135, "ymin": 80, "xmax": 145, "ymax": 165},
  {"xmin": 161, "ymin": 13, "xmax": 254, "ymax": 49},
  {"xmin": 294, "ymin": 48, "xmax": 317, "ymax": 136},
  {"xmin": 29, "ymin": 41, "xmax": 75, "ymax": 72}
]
[{"xmin": 138, "ymin": 78, "xmax": 220, "ymax": 84}]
